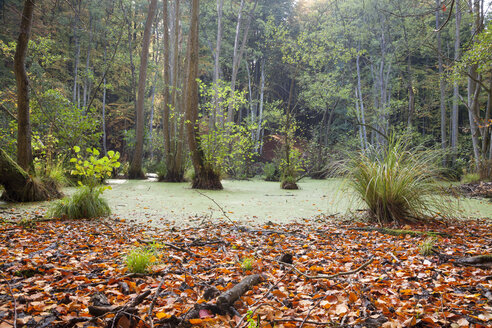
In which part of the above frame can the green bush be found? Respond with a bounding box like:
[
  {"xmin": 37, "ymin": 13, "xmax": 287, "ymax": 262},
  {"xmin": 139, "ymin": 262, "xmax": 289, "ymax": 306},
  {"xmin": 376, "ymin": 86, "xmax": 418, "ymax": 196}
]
[
  {"xmin": 461, "ymin": 172, "xmax": 480, "ymax": 184},
  {"xmin": 125, "ymin": 247, "xmax": 155, "ymax": 274},
  {"xmin": 263, "ymin": 162, "xmax": 280, "ymax": 181},
  {"xmin": 346, "ymin": 137, "xmax": 451, "ymax": 224},
  {"xmin": 47, "ymin": 186, "xmax": 110, "ymax": 219}
]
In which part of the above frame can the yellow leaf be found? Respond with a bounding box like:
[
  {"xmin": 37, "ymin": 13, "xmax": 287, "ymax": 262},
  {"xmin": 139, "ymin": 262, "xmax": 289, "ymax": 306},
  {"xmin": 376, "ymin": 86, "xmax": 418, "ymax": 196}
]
[{"xmin": 156, "ymin": 312, "xmax": 171, "ymax": 319}]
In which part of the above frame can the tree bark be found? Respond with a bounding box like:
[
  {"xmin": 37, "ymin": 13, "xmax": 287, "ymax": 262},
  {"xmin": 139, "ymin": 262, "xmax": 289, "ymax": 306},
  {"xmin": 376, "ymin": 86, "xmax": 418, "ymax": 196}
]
[
  {"xmin": 227, "ymin": 0, "xmax": 258, "ymax": 123},
  {"xmin": 451, "ymin": 0, "xmax": 461, "ymax": 162},
  {"xmin": 436, "ymin": 0, "xmax": 447, "ymax": 162},
  {"xmin": 162, "ymin": 0, "xmax": 171, "ymax": 166},
  {"xmin": 14, "ymin": 0, "xmax": 35, "ymax": 171},
  {"xmin": 356, "ymin": 50, "xmax": 367, "ymax": 149},
  {"xmin": 185, "ymin": 0, "xmax": 222, "ymax": 190},
  {"xmin": 128, "ymin": 0, "xmax": 158, "ymax": 179},
  {"xmin": 212, "ymin": 0, "xmax": 224, "ymax": 127}
]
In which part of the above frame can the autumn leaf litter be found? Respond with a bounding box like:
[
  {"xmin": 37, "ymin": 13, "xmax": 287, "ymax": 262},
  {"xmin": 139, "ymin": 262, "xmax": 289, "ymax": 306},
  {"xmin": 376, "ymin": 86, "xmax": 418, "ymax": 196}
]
[{"xmin": 0, "ymin": 214, "xmax": 491, "ymax": 328}]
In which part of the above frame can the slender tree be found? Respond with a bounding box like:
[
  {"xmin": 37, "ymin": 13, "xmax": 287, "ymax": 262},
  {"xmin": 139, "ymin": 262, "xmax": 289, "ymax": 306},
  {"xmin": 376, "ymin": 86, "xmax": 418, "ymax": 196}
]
[
  {"xmin": 128, "ymin": 0, "xmax": 158, "ymax": 179},
  {"xmin": 185, "ymin": 0, "xmax": 222, "ymax": 190},
  {"xmin": 14, "ymin": 0, "xmax": 35, "ymax": 171}
]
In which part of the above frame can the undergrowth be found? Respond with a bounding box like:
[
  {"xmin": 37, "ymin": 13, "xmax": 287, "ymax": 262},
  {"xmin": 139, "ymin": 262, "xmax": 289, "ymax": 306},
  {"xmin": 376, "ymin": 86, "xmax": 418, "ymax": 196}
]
[
  {"xmin": 345, "ymin": 136, "xmax": 453, "ymax": 224},
  {"xmin": 47, "ymin": 186, "xmax": 110, "ymax": 219}
]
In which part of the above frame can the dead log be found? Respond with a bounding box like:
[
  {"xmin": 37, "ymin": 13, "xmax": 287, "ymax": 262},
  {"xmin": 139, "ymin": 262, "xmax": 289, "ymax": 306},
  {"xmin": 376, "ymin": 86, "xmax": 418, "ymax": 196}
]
[
  {"xmin": 0, "ymin": 148, "xmax": 60, "ymax": 202},
  {"xmin": 435, "ymin": 252, "xmax": 492, "ymax": 268},
  {"xmin": 216, "ymin": 274, "xmax": 263, "ymax": 313}
]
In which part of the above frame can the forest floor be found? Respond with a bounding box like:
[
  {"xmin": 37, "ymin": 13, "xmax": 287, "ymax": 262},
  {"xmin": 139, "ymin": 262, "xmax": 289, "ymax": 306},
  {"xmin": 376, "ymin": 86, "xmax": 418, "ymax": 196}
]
[
  {"xmin": 0, "ymin": 211, "xmax": 491, "ymax": 328},
  {"xmin": 0, "ymin": 180, "xmax": 491, "ymax": 328}
]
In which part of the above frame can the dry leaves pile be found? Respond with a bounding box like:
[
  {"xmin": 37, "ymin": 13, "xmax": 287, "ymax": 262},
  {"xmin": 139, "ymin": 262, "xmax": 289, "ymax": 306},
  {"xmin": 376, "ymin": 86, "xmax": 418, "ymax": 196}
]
[{"xmin": 0, "ymin": 216, "xmax": 491, "ymax": 328}]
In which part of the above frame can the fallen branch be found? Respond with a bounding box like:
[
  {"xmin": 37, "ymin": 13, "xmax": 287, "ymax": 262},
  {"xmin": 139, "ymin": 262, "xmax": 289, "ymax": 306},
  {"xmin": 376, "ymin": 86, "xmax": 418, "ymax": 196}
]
[
  {"xmin": 436, "ymin": 252, "xmax": 492, "ymax": 268},
  {"xmin": 194, "ymin": 190, "xmax": 239, "ymax": 229},
  {"xmin": 348, "ymin": 227, "xmax": 449, "ymax": 237},
  {"xmin": 281, "ymin": 257, "xmax": 375, "ymax": 280},
  {"xmin": 216, "ymin": 274, "xmax": 263, "ymax": 313},
  {"xmin": 300, "ymin": 295, "xmax": 327, "ymax": 328},
  {"xmin": 147, "ymin": 277, "xmax": 165, "ymax": 328}
]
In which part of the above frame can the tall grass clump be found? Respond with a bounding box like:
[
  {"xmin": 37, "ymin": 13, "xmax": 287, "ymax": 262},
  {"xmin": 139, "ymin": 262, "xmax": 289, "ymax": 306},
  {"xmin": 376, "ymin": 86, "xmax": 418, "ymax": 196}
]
[
  {"xmin": 47, "ymin": 186, "xmax": 111, "ymax": 219},
  {"xmin": 346, "ymin": 136, "xmax": 452, "ymax": 224}
]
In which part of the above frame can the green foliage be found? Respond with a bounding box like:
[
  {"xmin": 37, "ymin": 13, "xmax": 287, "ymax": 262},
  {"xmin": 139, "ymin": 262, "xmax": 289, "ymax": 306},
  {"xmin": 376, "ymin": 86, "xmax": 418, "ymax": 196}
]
[
  {"xmin": 419, "ymin": 237, "xmax": 437, "ymax": 256},
  {"xmin": 245, "ymin": 310, "xmax": 258, "ymax": 328},
  {"xmin": 198, "ymin": 80, "xmax": 256, "ymax": 178},
  {"xmin": 125, "ymin": 247, "xmax": 155, "ymax": 274},
  {"xmin": 346, "ymin": 136, "xmax": 452, "ymax": 224},
  {"xmin": 461, "ymin": 173, "xmax": 481, "ymax": 184},
  {"xmin": 34, "ymin": 156, "xmax": 71, "ymax": 190},
  {"xmin": 241, "ymin": 257, "xmax": 254, "ymax": 271},
  {"xmin": 69, "ymin": 147, "xmax": 121, "ymax": 190},
  {"xmin": 263, "ymin": 162, "xmax": 280, "ymax": 181},
  {"xmin": 47, "ymin": 186, "xmax": 111, "ymax": 220},
  {"xmin": 30, "ymin": 89, "xmax": 102, "ymax": 157}
]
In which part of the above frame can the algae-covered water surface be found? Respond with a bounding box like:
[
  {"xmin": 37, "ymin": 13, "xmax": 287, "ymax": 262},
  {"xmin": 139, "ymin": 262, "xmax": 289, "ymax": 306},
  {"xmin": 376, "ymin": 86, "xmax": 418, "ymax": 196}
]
[
  {"xmin": 1, "ymin": 178, "xmax": 490, "ymax": 225},
  {"xmin": 103, "ymin": 178, "xmax": 491, "ymax": 226}
]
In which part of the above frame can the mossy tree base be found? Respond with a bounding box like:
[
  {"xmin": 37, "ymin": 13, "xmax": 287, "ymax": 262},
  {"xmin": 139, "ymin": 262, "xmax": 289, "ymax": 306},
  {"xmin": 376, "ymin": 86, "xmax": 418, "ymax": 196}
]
[
  {"xmin": 281, "ymin": 181, "xmax": 298, "ymax": 190},
  {"xmin": 159, "ymin": 170, "xmax": 185, "ymax": 183},
  {"xmin": 128, "ymin": 168, "xmax": 146, "ymax": 180},
  {"xmin": 192, "ymin": 168, "xmax": 222, "ymax": 190},
  {"xmin": 0, "ymin": 148, "xmax": 61, "ymax": 202}
]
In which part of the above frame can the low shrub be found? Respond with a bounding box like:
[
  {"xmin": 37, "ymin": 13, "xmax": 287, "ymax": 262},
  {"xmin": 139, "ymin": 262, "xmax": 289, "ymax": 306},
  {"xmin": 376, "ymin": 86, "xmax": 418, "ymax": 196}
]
[
  {"xmin": 47, "ymin": 186, "xmax": 110, "ymax": 219},
  {"xmin": 461, "ymin": 172, "xmax": 480, "ymax": 184},
  {"xmin": 263, "ymin": 162, "xmax": 280, "ymax": 181}
]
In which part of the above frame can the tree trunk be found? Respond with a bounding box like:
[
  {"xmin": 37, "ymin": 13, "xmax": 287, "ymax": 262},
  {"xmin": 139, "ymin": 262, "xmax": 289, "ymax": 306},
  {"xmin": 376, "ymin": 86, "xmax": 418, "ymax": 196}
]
[
  {"xmin": 185, "ymin": 0, "xmax": 222, "ymax": 190},
  {"xmin": 129, "ymin": 0, "xmax": 158, "ymax": 179},
  {"xmin": 162, "ymin": 0, "xmax": 171, "ymax": 165},
  {"xmin": 72, "ymin": 0, "xmax": 80, "ymax": 106},
  {"xmin": 14, "ymin": 0, "xmax": 35, "ymax": 171},
  {"xmin": 212, "ymin": 0, "xmax": 224, "ymax": 127},
  {"xmin": 436, "ymin": 0, "xmax": 447, "ymax": 162},
  {"xmin": 83, "ymin": 9, "xmax": 93, "ymax": 110},
  {"xmin": 356, "ymin": 49, "xmax": 367, "ymax": 149},
  {"xmin": 102, "ymin": 46, "xmax": 107, "ymax": 155},
  {"xmin": 0, "ymin": 149, "xmax": 60, "ymax": 202},
  {"xmin": 255, "ymin": 61, "xmax": 265, "ymax": 153},
  {"xmin": 227, "ymin": 0, "xmax": 258, "ymax": 123},
  {"xmin": 451, "ymin": 0, "xmax": 461, "ymax": 162}
]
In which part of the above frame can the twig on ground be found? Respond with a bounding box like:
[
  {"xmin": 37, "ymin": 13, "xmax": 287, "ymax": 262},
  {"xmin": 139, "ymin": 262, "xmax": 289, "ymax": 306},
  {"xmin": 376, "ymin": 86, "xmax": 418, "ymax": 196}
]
[
  {"xmin": 194, "ymin": 190, "xmax": 239, "ymax": 229},
  {"xmin": 281, "ymin": 257, "xmax": 375, "ymax": 280},
  {"xmin": 389, "ymin": 252, "xmax": 400, "ymax": 263},
  {"xmin": 300, "ymin": 295, "xmax": 327, "ymax": 328},
  {"xmin": 1, "ymin": 273, "xmax": 17, "ymax": 328},
  {"xmin": 272, "ymin": 318, "xmax": 331, "ymax": 325},
  {"xmin": 235, "ymin": 303, "xmax": 276, "ymax": 328},
  {"xmin": 147, "ymin": 277, "xmax": 166, "ymax": 328}
]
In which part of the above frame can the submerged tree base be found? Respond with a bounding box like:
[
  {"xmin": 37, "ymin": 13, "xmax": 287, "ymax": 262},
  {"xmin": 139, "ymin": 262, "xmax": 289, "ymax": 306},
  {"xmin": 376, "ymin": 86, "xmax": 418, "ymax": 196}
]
[
  {"xmin": 281, "ymin": 181, "xmax": 299, "ymax": 190},
  {"xmin": 0, "ymin": 149, "xmax": 62, "ymax": 202},
  {"xmin": 128, "ymin": 169, "xmax": 146, "ymax": 180},
  {"xmin": 192, "ymin": 168, "xmax": 223, "ymax": 190},
  {"xmin": 159, "ymin": 170, "xmax": 185, "ymax": 183}
]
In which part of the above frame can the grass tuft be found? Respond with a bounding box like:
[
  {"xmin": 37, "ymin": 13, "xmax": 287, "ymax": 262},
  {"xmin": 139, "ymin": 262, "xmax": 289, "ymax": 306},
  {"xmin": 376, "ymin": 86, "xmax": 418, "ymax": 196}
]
[
  {"xmin": 125, "ymin": 247, "xmax": 155, "ymax": 274},
  {"xmin": 345, "ymin": 136, "xmax": 453, "ymax": 224},
  {"xmin": 419, "ymin": 237, "xmax": 437, "ymax": 256},
  {"xmin": 47, "ymin": 186, "xmax": 110, "ymax": 220}
]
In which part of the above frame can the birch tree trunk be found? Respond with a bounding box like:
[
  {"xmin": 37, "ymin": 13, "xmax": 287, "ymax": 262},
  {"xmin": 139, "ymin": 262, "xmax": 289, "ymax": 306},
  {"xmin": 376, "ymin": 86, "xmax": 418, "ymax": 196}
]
[
  {"xmin": 129, "ymin": 0, "xmax": 158, "ymax": 179},
  {"xmin": 451, "ymin": 0, "xmax": 461, "ymax": 162},
  {"xmin": 83, "ymin": 10, "xmax": 93, "ymax": 110},
  {"xmin": 213, "ymin": 0, "xmax": 224, "ymax": 126},
  {"xmin": 436, "ymin": 0, "xmax": 447, "ymax": 163},
  {"xmin": 356, "ymin": 50, "xmax": 367, "ymax": 149},
  {"xmin": 227, "ymin": 0, "xmax": 258, "ymax": 123}
]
